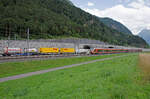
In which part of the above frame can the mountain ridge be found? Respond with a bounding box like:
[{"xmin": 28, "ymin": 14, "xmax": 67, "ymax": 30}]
[
  {"xmin": 138, "ymin": 29, "xmax": 150, "ymax": 45},
  {"xmin": 99, "ymin": 17, "xmax": 132, "ymax": 34}
]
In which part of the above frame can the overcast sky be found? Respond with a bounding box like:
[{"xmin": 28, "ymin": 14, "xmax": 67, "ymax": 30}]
[{"xmin": 70, "ymin": 0, "xmax": 150, "ymax": 35}]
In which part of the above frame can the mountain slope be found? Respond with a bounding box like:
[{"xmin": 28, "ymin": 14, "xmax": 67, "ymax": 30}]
[
  {"xmin": 138, "ymin": 29, "xmax": 150, "ymax": 45},
  {"xmin": 0, "ymin": 0, "xmax": 148, "ymax": 48},
  {"xmin": 99, "ymin": 17, "xmax": 132, "ymax": 34}
]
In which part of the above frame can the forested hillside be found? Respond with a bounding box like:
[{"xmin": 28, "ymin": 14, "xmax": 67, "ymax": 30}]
[{"xmin": 0, "ymin": 0, "xmax": 148, "ymax": 48}]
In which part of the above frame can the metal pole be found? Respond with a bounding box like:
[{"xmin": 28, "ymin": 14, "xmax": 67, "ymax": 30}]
[
  {"xmin": 27, "ymin": 28, "xmax": 30, "ymax": 56},
  {"xmin": 7, "ymin": 25, "xmax": 11, "ymax": 47},
  {"xmin": 7, "ymin": 36, "xmax": 10, "ymax": 47}
]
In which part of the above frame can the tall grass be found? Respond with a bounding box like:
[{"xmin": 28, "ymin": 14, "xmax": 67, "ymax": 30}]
[{"xmin": 139, "ymin": 54, "xmax": 150, "ymax": 81}]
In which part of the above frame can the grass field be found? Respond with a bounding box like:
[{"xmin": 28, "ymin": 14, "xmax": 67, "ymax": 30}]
[
  {"xmin": 1, "ymin": 54, "xmax": 150, "ymax": 99},
  {"xmin": 0, "ymin": 53, "xmax": 127, "ymax": 78}
]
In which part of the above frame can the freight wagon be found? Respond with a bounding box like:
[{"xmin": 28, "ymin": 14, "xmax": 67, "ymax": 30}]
[
  {"xmin": 23, "ymin": 48, "xmax": 38, "ymax": 55},
  {"xmin": 2, "ymin": 47, "xmax": 23, "ymax": 56},
  {"xmin": 39, "ymin": 48, "xmax": 59, "ymax": 54},
  {"xmin": 60, "ymin": 48, "xmax": 75, "ymax": 54},
  {"xmin": 76, "ymin": 49, "xmax": 90, "ymax": 54}
]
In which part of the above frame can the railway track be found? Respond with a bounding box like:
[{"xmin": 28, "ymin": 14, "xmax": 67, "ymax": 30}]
[
  {"xmin": 0, "ymin": 54, "xmax": 89, "ymax": 59},
  {"xmin": 0, "ymin": 54, "xmax": 99, "ymax": 63}
]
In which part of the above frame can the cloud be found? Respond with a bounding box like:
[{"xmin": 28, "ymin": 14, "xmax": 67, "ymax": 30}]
[
  {"xmin": 83, "ymin": 0, "xmax": 150, "ymax": 35},
  {"xmin": 87, "ymin": 2, "xmax": 94, "ymax": 6},
  {"xmin": 128, "ymin": 0, "xmax": 145, "ymax": 8}
]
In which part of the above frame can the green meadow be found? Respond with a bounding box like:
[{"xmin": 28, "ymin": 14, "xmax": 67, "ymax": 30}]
[
  {"xmin": 0, "ymin": 54, "xmax": 126, "ymax": 78},
  {"xmin": 1, "ymin": 54, "xmax": 150, "ymax": 99}
]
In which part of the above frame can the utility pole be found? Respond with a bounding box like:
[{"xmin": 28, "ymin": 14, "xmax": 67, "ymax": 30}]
[
  {"xmin": 7, "ymin": 36, "xmax": 10, "ymax": 47},
  {"xmin": 27, "ymin": 28, "xmax": 30, "ymax": 56},
  {"xmin": 7, "ymin": 26, "xmax": 11, "ymax": 47}
]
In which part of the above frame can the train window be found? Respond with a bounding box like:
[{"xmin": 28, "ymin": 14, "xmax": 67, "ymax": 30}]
[
  {"xmin": 98, "ymin": 49, "xmax": 103, "ymax": 52},
  {"xmin": 107, "ymin": 50, "xmax": 111, "ymax": 52},
  {"xmin": 111, "ymin": 50, "xmax": 114, "ymax": 52},
  {"xmin": 104, "ymin": 50, "xmax": 107, "ymax": 52},
  {"xmin": 112, "ymin": 50, "xmax": 118, "ymax": 52}
]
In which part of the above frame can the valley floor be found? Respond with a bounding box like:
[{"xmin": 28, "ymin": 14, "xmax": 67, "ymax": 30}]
[{"xmin": 0, "ymin": 53, "xmax": 150, "ymax": 99}]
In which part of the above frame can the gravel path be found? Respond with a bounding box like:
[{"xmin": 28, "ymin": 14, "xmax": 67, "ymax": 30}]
[{"xmin": 0, "ymin": 54, "xmax": 130, "ymax": 83}]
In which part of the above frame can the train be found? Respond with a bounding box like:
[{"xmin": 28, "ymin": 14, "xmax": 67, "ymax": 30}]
[
  {"xmin": 1, "ymin": 47, "xmax": 142, "ymax": 56},
  {"xmin": 90, "ymin": 48, "xmax": 142, "ymax": 54},
  {"xmin": 1, "ymin": 47, "xmax": 77, "ymax": 56}
]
